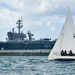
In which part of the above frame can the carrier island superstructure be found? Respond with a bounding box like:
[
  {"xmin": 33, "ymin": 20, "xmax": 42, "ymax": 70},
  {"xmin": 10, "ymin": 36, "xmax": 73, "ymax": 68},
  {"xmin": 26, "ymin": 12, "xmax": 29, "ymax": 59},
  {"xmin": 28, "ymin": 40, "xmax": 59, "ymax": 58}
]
[{"xmin": 0, "ymin": 18, "xmax": 56, "ymax": 56}]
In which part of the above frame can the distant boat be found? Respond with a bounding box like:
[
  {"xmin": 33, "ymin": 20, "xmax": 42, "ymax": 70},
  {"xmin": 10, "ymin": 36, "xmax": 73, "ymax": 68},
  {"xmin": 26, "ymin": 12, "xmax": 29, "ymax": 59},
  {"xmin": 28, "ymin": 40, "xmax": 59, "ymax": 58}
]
[
  {"xmin": 48, "ymin": 7, "xmax": 75, "ymax": 60},
  {"xmin": 0, "ymin": 17, "xmax": 56, "ymax": 51},
  {"xmin": 0, "ymin": 15, "xmax": 56, "ymax": 56}
]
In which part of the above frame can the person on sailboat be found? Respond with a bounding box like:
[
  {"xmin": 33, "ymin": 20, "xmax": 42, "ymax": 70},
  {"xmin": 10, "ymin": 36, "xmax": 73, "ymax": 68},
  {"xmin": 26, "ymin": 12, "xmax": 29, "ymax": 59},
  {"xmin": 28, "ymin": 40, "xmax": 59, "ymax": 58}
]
[
  {"xmin": 61, "ymin": 50, "xmax": 64, "ymax": 56},
  {"xmin": 69, "ymin": 50, "xmax": 73, "ymax": 56},
  {"xmin": 64, "ymin": 50, "xmax": 67, "ymax": 56}
]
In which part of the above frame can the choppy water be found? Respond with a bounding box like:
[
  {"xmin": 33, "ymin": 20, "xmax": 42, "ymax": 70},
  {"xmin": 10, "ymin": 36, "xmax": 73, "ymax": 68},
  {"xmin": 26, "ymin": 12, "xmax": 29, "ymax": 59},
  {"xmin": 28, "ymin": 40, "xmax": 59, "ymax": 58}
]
[{"xmin": 0, "ymin": 56, "xmax": 75, "ymax": 75}]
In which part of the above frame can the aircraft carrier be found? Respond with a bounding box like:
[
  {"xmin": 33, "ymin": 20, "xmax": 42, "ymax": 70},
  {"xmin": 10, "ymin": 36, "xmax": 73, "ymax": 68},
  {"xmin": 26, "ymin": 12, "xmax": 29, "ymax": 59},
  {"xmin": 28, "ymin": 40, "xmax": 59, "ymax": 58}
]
[{"xmin": 0, "ymin": 17, "xmax": 56, "ymax": 56}]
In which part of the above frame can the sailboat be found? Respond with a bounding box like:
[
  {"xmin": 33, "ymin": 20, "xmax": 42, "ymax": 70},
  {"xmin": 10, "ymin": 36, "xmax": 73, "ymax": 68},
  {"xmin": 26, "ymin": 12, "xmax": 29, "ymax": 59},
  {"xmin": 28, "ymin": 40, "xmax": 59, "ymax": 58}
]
[{"xmin": 48, "ymin": 7, "xmax": 75, "ymax": 60}]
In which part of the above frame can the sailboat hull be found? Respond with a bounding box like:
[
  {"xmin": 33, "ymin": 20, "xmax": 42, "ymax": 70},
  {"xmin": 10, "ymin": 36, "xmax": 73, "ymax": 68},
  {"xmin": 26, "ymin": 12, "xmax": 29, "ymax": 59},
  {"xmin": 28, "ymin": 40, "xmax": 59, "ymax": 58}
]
[{"xmin": 48, "ymin": 56, "xmax": 75, "ymax": 61}]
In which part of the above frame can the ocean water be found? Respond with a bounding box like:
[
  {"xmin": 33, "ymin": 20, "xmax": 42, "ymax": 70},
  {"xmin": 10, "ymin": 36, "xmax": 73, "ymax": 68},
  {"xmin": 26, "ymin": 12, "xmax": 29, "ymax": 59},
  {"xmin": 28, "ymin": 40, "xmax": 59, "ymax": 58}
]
[{"xmin": 0, "ymin": 56, "xmax": 75, "ymax": 75}]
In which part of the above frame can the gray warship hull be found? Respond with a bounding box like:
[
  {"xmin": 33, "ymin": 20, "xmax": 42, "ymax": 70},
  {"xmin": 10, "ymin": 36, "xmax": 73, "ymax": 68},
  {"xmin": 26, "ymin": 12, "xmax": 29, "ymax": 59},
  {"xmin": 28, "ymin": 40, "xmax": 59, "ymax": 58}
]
[{"xmin": 0, "ymin": 41, "xmax": 55, "ymax": 56}]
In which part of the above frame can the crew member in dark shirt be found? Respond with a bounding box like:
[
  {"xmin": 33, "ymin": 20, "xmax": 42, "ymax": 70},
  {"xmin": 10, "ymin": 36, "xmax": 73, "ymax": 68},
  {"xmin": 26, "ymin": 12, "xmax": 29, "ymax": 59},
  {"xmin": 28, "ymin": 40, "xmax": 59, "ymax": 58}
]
[
  {"xmin": 69, "ymin": 50, "xmax": 73, "ymax": 56},
  {"xmin": 64, "ymin": 50, "xmax": 67, "ymax": 56},
  {"xmin": 61, "ymin": 50, "xmax": 64, "ymax": 56}
]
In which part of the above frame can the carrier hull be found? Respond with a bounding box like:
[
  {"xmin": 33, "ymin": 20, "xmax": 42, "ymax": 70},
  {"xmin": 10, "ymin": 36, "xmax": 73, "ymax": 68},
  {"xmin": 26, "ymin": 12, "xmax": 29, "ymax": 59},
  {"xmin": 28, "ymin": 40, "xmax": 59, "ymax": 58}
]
[{"xmin": 0, "ymin": 41, "xmax": 54, "ymax": 56}]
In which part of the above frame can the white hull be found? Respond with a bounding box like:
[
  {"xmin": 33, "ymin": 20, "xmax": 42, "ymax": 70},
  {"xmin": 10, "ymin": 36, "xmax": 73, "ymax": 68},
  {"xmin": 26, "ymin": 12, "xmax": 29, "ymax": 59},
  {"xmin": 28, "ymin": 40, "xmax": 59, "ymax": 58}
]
[{"xmin": 48, "ymin": 56, "xmax": 75, "ymax": 61}]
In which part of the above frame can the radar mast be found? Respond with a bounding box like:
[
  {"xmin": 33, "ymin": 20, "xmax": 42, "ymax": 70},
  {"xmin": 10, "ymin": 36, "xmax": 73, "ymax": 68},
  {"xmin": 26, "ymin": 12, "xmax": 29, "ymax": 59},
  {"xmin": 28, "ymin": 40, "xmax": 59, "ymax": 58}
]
[{"xmin": 16, "ymin": 17, "xmax": 23, "ymax": 34}]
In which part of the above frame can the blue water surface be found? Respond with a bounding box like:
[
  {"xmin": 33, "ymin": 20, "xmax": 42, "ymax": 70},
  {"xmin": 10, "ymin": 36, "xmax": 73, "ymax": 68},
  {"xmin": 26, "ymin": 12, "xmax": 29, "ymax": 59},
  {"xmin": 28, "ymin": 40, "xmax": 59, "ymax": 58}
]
[{"xmin": 0, "ymin": 56, "xmax": 75, "ymax": 75}]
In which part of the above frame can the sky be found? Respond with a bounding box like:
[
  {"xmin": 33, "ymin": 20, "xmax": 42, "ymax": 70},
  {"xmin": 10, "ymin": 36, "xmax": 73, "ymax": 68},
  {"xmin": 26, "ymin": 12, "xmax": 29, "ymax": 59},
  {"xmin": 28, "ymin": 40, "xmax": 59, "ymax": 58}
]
[{"xmin": 0, "ymin": 0, "xmax": 75, "ymax": 41}]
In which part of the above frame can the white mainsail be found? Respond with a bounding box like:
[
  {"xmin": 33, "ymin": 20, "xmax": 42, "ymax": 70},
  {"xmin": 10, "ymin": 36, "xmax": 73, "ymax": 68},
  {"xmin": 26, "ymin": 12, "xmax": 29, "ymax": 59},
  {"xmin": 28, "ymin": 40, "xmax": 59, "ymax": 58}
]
[{"xmin": 48, "ymin": 7, "xmax": 75, "ymax": 60}]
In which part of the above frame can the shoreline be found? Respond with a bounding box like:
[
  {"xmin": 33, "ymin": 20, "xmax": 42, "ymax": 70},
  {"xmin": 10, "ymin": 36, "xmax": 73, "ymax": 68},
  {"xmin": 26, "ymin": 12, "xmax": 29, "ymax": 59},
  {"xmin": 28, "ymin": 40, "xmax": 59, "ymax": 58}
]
[{"xmin": 0, "ymin": 49, "xmax": 51, "ymax": 56}]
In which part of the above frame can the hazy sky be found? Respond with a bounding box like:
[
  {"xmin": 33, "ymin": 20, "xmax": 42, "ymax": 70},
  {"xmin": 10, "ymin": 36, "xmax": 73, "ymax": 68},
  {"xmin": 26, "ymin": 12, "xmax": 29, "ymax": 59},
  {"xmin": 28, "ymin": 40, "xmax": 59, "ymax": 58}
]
[{"xmin": 0, "ymin": 0, "xmax": 75, "ymax": 41}]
